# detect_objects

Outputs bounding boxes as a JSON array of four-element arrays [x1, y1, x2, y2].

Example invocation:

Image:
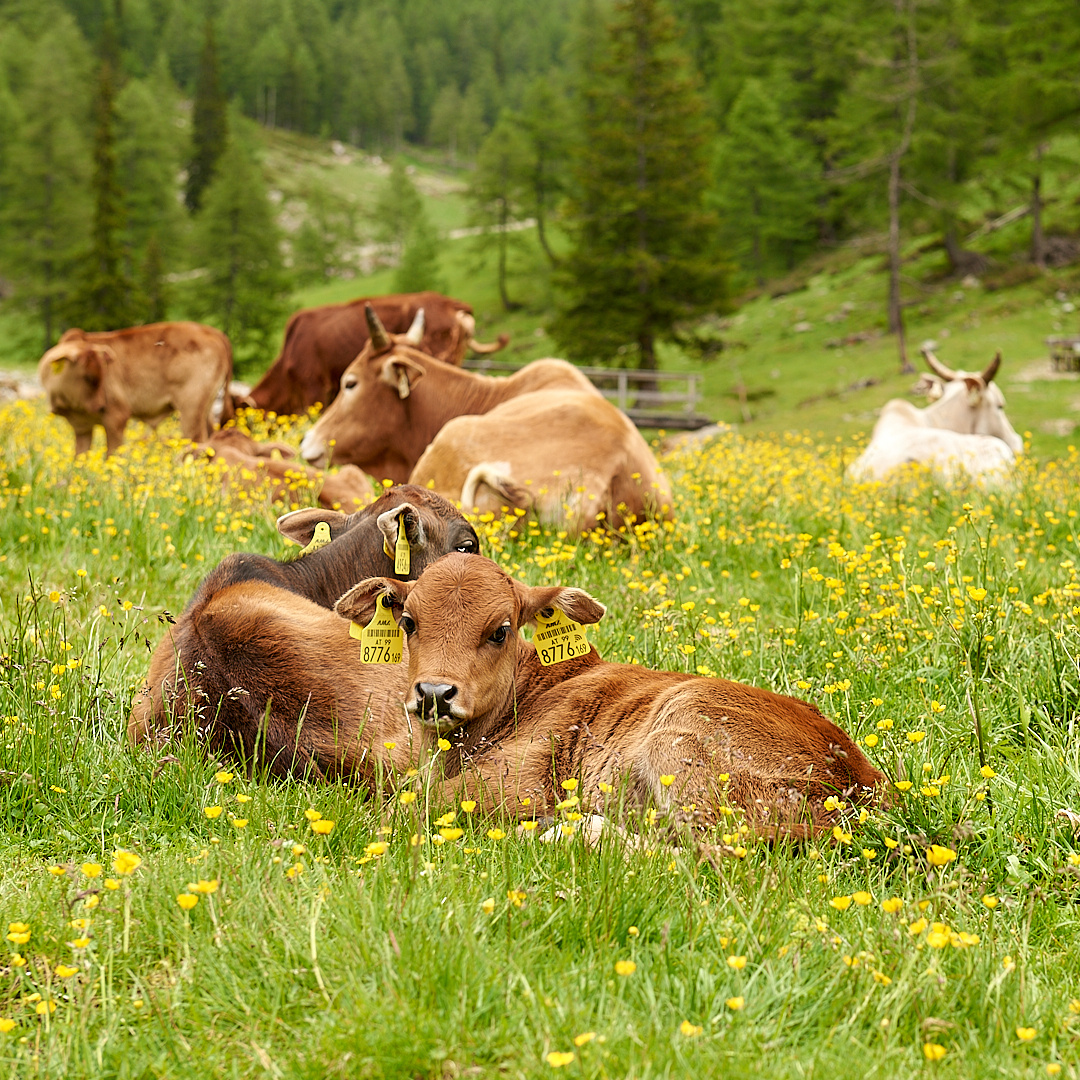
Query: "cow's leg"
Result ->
[[72, 422, 95, 457], [102, 408, 130, 456]]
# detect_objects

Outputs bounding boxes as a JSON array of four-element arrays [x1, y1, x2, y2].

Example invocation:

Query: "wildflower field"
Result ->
[[0, 397, 1079, 1079]]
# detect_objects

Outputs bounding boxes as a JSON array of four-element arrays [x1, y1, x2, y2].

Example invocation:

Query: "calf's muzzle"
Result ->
[[415, 682, 457, 721]]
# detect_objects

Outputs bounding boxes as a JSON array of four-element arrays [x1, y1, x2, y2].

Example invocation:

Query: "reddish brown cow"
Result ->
[[128, 487, 480, 776], [299, 306, 598, 481], [335, 555, 885, 835], [249, 292, 509, 415], [39, 322, 232, 456]]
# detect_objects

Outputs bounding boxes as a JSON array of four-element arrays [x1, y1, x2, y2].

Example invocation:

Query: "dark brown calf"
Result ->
[[336, 555, 885, 836], [128, 486, 479, 761]]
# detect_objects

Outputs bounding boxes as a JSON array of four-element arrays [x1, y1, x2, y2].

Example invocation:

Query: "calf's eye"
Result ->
[[488, 625, 508, 645], [400, 614, 417, 635], [456, 538, 477, 553]]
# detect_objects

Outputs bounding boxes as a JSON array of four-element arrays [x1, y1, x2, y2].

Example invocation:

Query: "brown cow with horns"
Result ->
[[249, 292, 509, 416]]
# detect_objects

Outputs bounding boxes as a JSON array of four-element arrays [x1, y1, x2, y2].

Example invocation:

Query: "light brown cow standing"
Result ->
[[299, 306, 599, 481], [409, 388, 674, 530], [335, 554, 885, 837], [38, 322, 232, 456]]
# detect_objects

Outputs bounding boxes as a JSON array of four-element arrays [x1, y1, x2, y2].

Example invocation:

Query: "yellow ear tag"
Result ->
[[298, 521, 332, 556], [351, 596, 403, 664], [50, 358, 65, 375], [533, 609, 589, 666], [394, 527, 410, 575]]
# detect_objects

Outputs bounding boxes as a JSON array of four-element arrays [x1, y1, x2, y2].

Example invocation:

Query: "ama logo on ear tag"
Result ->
[[351, 595, 403, 665]]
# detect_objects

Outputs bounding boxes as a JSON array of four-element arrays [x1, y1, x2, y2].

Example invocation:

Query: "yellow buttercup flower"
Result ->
[[81, 863, 103, 878], [615, 960, 636, 976], [679, 1020, 703, 1037], [573, 1032, 596, 1046], [726, 996, 745, 1011], [1016, 1027, 1037, 1042], [923, 1043, 947, 1062], [177, 894, 198, 910], [926, 845, 957, 868], [829, 896, 852, 911], [204, 806, 224, 819], [727, 954, 747, 969], [54, 964, 78, 978], [545, 1052, 575, 1068], [112, 850, 141, 876], [311, 819, 335, 835], [304, 808, 322, 822]]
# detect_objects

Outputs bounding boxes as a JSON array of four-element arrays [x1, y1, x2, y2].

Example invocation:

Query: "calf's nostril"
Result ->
[[416, 682, 458, 717]]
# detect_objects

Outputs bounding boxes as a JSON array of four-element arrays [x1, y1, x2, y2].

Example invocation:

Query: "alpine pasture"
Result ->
[[0, 396, 1078, 1078]]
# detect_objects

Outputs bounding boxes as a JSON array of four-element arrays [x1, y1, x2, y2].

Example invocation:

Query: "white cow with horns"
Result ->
[[848, 349, 1023, 484]]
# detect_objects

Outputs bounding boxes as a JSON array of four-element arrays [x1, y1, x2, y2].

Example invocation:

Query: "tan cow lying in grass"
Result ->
[[39, 322, 232, 456], [334, 554, 884, 836], [299, 305, 598, 481], [409, 388, 674, 530], [128, 486, 480, 776], [848, 350, 1023, 483]]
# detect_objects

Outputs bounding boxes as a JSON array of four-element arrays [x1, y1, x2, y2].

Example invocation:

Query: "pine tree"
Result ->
[[713, 78, 821, 286], [552, 0, 726, 369], [394, 215, 445, 294], [0, 18, 93, 346], [189, 131, 292, 369], [468, 117, 530, 310], [185, 19, 228, 213]]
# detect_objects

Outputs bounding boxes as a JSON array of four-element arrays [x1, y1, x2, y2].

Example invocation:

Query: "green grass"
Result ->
[[0, 394, 1079, 1076]]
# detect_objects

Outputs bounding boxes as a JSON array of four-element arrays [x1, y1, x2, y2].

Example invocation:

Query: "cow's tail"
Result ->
[[461, 462, 532, 512]]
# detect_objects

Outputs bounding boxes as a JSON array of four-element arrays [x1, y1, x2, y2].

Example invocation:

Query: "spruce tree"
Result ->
[[0, 19, 93, 347], [713, 78, 821, 286], [189, 131, 292, 369], [468, 117, 530, 310], [552, 0, 726, 369], [185, 19, 228, 213]]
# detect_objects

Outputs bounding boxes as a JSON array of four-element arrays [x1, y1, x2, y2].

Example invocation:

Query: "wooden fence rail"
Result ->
[[463, 359, 713, 430]]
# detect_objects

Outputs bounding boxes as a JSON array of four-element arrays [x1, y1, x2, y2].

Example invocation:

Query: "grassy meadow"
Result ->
[[0, 389, 1078, 1077]]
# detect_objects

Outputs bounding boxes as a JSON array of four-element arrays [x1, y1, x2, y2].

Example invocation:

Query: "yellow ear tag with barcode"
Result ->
[[533, 608, 589, 666], [394, 527, 410, 574], [298, 521, 332, 556], [350, 596, 403, 664]]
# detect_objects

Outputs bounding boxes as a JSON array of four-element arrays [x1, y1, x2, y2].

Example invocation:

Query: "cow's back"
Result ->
[[249, 293, 474, 415]]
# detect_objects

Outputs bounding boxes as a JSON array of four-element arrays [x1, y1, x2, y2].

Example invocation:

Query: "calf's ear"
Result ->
[[514, 582, 606, 628], [379, 355, 426, 399], [335, 577, 412, 625], [276, 507, 351, 547]]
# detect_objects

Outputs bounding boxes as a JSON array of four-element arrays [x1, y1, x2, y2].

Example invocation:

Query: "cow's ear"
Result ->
[[963, 376, 985, 400], [514, 581, 606, 628], [335, 576, 412, 625], [276, 507, 351, 547], [379, 354, 426, 399]]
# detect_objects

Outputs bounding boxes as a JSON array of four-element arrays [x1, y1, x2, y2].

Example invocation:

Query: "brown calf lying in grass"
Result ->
[[128, 486, 479, 774], [335, 554, 885, 836]]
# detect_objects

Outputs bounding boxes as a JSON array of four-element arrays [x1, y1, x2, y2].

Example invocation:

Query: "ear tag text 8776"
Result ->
[[298, 521, 332, 556], [533, 609, 589, 667], [350, 596, 403, 665]]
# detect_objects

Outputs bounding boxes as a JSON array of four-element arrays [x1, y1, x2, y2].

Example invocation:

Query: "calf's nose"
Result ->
[[416, 682, 457, 719]]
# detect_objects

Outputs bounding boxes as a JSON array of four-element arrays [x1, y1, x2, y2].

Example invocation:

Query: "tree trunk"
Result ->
[[887, 151, 912, 373], [1031, 153, 1045, 269]]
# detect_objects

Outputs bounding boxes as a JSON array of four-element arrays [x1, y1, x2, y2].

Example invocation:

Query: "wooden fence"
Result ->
[[463, 360, 713, 430]]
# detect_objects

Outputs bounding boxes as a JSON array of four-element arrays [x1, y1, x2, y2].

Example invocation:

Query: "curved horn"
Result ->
[[922, 347, 959, 381], [404, 308, 425, 345], [981, 350, 1001, 385], [365, 304, 390, 352], [468, 333, 510, 355]]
